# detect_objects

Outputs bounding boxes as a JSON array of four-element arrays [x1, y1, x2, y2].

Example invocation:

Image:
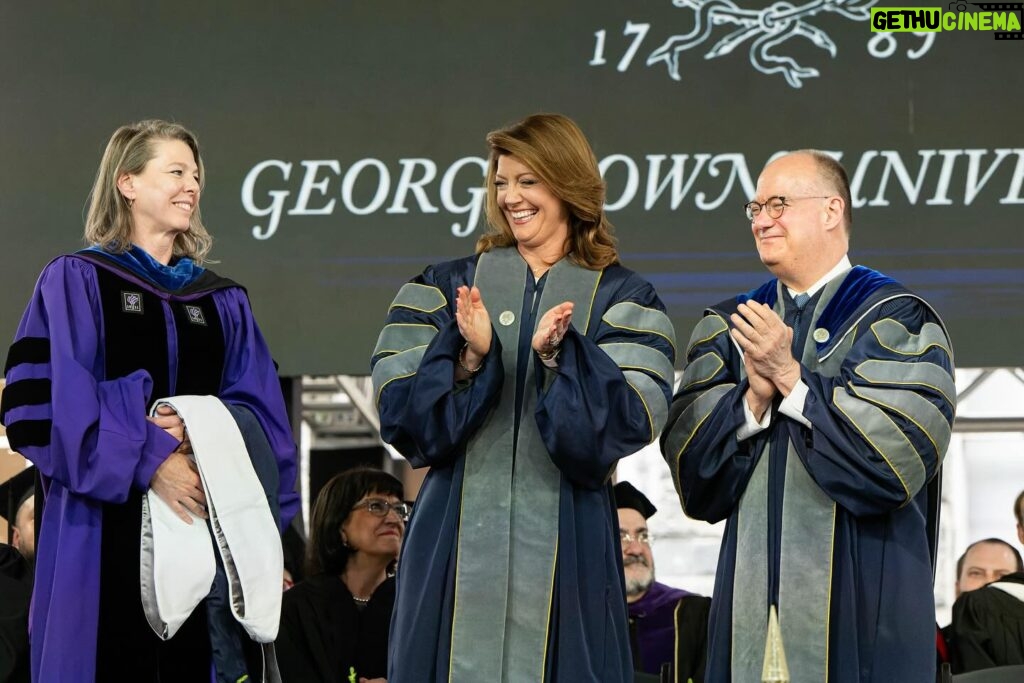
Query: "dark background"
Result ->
[[2, 1, 1020, 374]]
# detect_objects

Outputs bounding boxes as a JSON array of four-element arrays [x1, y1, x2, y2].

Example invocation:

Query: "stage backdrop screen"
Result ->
[[2, 1, 1021, 374]]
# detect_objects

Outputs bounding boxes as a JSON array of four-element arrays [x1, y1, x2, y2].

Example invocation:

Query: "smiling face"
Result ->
[[751, 153, 845, 292], [119, 138, 200, 242], [494, 154, 570, 256], [341, 491, 406, 563]]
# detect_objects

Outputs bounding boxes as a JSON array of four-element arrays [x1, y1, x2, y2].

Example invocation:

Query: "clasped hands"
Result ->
[[729, 301, 802, 421], [455, 285, 573, 378], [148, 404, 207, 525]]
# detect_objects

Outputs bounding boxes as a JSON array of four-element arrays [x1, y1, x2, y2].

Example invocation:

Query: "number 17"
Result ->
[[590, 22, 652, 72]]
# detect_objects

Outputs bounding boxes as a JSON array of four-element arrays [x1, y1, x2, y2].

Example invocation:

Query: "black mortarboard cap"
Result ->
[[613, 481, 657, 519], [0, 466, 35, 542]]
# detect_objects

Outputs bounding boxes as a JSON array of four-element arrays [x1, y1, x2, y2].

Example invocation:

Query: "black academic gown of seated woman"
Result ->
[[276, 573, 396, 683]]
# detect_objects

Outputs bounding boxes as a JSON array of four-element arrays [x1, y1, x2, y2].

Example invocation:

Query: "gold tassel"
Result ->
[[761, 604, 790, 683]]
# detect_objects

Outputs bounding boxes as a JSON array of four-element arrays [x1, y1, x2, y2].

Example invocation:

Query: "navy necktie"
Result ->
[[786, 292, 813, 358]]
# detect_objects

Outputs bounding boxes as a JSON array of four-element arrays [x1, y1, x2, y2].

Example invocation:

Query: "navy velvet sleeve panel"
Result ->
[[0, 257, 179, 502], [536, 269, 676, 490], [371, 258, 505, 469], [796, 296, 955, 516], [214, 287, 299, 531], [661, 311, 765, 523]]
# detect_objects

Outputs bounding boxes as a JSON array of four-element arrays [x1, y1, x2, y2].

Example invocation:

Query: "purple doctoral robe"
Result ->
[[629, 581, 709, 683], [0, 252, 297, 682]]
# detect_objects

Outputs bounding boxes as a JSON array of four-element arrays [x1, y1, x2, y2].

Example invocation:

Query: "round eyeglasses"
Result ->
[[620, 530, 653, 546], [743, 195, 831, 221], [352, 498, 411, 522]]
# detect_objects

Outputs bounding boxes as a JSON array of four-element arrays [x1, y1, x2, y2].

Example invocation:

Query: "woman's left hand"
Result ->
[[532, 301, 574, 357], [148, 404, 192, 454]]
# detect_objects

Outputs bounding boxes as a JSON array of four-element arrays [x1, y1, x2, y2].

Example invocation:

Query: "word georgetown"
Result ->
[[241, 148, 1024, 240]]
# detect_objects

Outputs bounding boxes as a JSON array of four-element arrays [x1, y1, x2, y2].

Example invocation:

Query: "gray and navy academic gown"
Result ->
[[371, 247, 676, 682], [0, 248, 298, 683], [662, 266, 956, 683]]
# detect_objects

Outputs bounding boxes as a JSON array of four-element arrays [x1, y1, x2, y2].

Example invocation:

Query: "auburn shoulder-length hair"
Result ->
[[477, 113, 618, 270], [84, 119, 213, 264]]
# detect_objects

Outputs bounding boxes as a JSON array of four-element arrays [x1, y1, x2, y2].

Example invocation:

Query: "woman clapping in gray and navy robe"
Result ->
[[372, 113, 676, 683]]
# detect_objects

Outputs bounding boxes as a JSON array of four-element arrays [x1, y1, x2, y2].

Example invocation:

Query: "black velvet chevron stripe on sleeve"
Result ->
[[2, 336, 53, 448], [4, 337, 50, 374], [2, 419, 52, 449], [0, 378, 52, 413]]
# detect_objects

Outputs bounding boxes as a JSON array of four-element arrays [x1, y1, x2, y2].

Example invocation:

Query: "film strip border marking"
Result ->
[[970, 2, 1023, 40]]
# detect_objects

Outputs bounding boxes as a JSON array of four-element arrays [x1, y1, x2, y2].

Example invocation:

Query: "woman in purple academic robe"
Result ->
[[0, 120, 297, 683]]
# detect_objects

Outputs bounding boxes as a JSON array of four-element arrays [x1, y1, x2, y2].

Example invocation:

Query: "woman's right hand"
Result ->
[[455, 285, 492, 364], [150, 451, 207, 524], [532, 301, 573, 357]]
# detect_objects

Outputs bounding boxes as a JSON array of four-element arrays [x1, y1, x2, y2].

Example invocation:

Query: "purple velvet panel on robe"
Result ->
[[630, 581, 694, 676]]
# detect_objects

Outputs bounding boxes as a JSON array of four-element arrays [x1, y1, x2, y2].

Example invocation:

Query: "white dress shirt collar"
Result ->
[[786, 255, 852, 300]]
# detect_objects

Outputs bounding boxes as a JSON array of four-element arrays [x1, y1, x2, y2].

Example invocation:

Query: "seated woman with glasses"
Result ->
[[275, 467, 408, 683]]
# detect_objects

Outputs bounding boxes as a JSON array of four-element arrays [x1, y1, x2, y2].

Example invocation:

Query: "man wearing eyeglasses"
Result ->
[[662, 150, 956, 683], [614, 481, 709, 683]]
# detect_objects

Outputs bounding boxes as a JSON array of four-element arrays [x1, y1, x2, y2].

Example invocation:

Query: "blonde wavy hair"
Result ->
[[477, 113, 618, 270], [84, 119, 213, 264]]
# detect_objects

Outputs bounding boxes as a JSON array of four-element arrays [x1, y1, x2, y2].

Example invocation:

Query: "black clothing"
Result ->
[[276, 574, 396, 683], [0, 545, 31, 683], [950, 572, 1024, 674]]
